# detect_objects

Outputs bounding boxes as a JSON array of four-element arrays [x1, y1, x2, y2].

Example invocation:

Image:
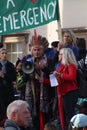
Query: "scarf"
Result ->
[[0, 61, 7, 74]]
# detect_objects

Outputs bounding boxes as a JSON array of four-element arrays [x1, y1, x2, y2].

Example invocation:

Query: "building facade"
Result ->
[[1, 0, 87, 64]]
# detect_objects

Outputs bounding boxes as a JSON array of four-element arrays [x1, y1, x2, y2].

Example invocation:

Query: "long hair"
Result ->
[[60, 48, 78, 68], [63, 30, 76, 45]]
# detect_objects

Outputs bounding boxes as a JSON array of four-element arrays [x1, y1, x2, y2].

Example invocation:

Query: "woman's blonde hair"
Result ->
[[60, 48, 78, 68]]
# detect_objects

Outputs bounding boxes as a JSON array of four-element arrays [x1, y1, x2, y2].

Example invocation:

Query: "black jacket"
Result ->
[[4, 119, 21, 130], [4, 119, 29, 130], [0, 61, 16, 124]]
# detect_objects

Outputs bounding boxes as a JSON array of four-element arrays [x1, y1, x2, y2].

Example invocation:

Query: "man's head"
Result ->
[[44, 122, 57, 130], [70, 114, 87, 130], [0, 48, 7, 61], [15, 58, 22, 72], [63, 30, 74, 45], [6, 100, 31, 127], [51, 41, 59, 51]]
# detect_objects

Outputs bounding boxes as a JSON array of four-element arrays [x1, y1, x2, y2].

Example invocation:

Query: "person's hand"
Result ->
[[53, 71, 61, 77], [0, 71, 4, 78], [58, 42, 63, 51], [35, 63, 44, 70], [35, 74, 43, 83]]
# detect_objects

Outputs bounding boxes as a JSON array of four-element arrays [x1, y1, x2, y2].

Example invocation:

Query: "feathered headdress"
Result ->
[[30, 29, 49, 49], [33, 29, 38, 45], [30, 29, 38, 46]]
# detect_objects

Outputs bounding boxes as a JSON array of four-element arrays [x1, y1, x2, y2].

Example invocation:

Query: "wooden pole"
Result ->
[[57, 21, 62, 42], [57, 0, 62, 42]]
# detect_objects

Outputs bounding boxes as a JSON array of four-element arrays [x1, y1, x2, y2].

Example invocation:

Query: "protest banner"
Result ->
[[0, 0, 59, 35]]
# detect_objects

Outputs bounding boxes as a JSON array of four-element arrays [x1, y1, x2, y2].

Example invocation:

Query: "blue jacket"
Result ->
[[63, 44, 79, 60]]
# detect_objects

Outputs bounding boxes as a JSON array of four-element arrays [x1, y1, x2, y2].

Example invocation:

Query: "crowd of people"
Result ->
[[0, 30, 87, 130]]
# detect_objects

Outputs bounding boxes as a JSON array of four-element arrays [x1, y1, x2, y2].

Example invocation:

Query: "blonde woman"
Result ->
[[53, 48, 79, 129]]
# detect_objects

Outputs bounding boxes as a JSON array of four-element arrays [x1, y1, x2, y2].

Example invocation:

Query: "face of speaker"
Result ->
[[22, 61, 34, 74]]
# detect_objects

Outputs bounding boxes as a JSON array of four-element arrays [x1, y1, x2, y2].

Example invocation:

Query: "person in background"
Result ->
[[58, 30, 79, 60], [51, 41, 61, 70], [0, 48, 16, 126], [44, 122, 58, 130], [76, 38, 87, 61], [4, 100, 31, 130], [53, 48, 79, 129], [69, 114, 87, 130], [15, 58, 26, 100], [41, 37, 54, 60], [51, 41, 59, 53], [76, 38, 87, 80], [76, 101, 87, 115]]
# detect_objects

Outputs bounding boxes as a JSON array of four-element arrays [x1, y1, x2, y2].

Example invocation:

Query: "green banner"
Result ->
[[0, 0, 59, 35]]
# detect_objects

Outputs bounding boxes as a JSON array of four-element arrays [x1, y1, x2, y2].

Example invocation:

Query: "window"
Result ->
[[6, 42, 23, 64], [2, 33, 29, 64]]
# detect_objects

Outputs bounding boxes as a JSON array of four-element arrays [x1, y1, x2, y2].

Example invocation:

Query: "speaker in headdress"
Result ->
[[22, 29, 40, 75]]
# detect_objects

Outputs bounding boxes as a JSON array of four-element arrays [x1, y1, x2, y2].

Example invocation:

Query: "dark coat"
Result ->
[[4, 119, 29, 130], [4, 119, 21, 130], [0, 61, 16, 123]]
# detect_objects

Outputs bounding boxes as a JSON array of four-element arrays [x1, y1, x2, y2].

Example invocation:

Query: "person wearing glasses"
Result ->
[[53, 48, 79, 129]]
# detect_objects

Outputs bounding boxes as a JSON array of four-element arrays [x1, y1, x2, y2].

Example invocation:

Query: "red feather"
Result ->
[[34, 29, 38, 45], [31, 0, 36, 3]]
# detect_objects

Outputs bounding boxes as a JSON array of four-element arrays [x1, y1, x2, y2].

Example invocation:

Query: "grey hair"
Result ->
[[60, 48, 78, 68], [0, 48, 7, 52], [6, 100, 29, 118]]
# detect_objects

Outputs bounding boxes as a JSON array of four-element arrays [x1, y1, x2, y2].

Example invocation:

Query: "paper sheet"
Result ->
[[49, 74, 58, 87]]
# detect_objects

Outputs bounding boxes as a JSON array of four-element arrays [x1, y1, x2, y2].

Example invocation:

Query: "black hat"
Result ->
[[51, 41, 59, 48]]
